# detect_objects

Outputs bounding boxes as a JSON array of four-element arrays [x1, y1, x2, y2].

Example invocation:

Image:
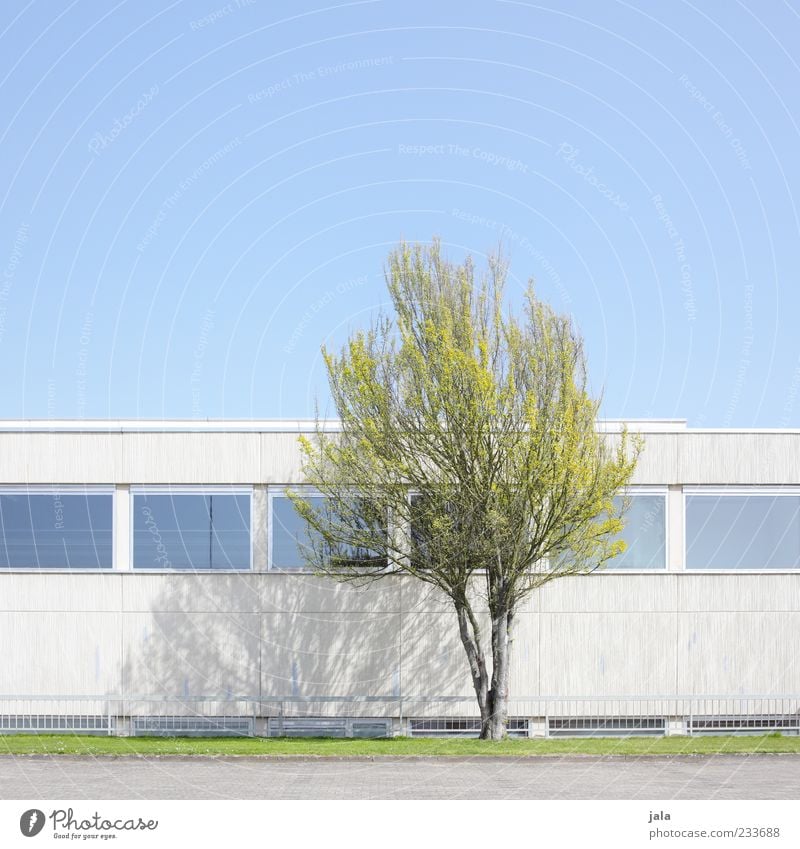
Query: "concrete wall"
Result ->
[[0, 424, 798, 713], [1, 571, 799, 710], [2, 426, 800, 485]]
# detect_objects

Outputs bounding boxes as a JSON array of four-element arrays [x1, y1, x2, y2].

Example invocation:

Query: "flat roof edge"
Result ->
[[0, 418, 743, 435], [0, 419, 798, 434], [3, 419, 800, 434]]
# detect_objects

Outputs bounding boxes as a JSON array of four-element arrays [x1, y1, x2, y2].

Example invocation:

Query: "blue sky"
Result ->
[[1, 0, 798, 425]]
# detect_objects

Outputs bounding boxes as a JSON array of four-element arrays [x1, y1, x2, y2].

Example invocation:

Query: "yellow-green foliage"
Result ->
[[292, 238, 641, 609]]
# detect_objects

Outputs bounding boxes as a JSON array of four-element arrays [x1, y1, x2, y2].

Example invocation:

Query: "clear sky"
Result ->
[[1, 0, 798, 425]]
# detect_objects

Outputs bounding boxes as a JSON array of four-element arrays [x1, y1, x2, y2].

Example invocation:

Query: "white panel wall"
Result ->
[[258, 573, 402, 613], [121, 573, 261, 614], [539, 573, 678, 613], [0, 573, 123, 611], [539, 612, 677, 697], [122, 611, 261, 697], [260, 611, 401, 700], [400, 611, 483, 698], [0, 612, 122, 695], [0, 433, 123, 482], [0, 573, 797, 705], [676, 574, 800, 612], [121, 432, 261, 483], [629, 433, 681, 484], [260, 432, 306, 482], [3, 427, 800, 485], [676, 433, 800, 484], [0, 425, 799, 712], [677, 613, 800, 695]]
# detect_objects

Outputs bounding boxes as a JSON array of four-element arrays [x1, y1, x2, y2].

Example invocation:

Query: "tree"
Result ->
[[290, 239, 641, 740]]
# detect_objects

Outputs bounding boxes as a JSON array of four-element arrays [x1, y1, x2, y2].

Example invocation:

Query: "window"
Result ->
[[408, 492, 465, 570], [686, 490, 800, 570], [132, 489, 251, 570], [269, 490, 385, 571], [408, 490, 667, 572], [0, 488, 113, 569], [603, 492, 667, 570], [271, 492, 318, 570]]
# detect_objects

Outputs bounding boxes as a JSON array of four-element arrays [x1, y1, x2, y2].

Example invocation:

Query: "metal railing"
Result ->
[[0, 695, 798, 738]]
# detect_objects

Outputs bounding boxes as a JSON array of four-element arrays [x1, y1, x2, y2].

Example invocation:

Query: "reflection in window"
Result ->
[[133, 491, 250, 570], [270, 493, 385, 570], [0, 490, 113, 569], [408, 492, 465, 571], [410, 492, 667, 572], [686, 494, 800, 570], [604, 494, 667, 570]]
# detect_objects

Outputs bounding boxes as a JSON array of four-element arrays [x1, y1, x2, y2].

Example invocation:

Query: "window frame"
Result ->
[[683, 485, 800, 573], [0, 484, 115, 572], [130, 485, 253, 572]]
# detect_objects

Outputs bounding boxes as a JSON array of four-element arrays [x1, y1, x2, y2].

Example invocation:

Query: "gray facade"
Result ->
[[0, 420, 798, 732]]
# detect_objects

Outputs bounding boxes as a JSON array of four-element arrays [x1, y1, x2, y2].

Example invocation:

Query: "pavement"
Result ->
[[0, 754, 798, 799]]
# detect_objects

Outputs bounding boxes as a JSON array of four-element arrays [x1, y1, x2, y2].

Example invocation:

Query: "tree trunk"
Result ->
[[455, 602, 491, 730], [455, 601, 514, 741], [482, 608, 512, 741]]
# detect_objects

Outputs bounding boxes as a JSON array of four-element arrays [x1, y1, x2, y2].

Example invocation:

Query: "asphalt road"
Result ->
[[0, 755, 798, 799]]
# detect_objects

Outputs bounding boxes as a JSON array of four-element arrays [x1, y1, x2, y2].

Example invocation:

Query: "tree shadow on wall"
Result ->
[[118, 570, 473, 725]]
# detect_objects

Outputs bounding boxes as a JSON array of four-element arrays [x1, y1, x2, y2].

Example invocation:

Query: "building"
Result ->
[[0, 418, 798, 738]]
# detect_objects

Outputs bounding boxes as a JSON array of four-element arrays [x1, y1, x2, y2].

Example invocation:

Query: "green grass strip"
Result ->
[[0, 733, 799, 757]]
